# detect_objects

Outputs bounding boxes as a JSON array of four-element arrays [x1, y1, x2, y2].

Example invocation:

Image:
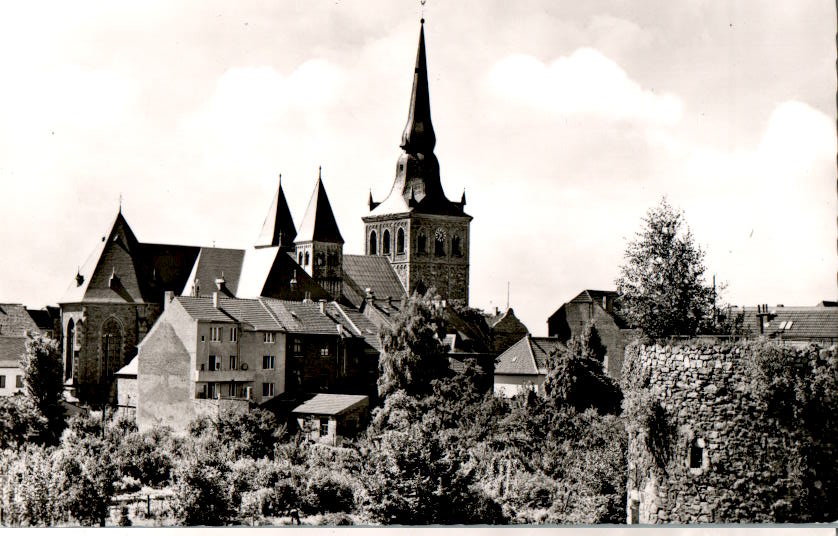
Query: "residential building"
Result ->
[[134, 292, 380, 433], [293, 393, 370, 446], [0, 304, 61, 397], [547, 290, 636, 379], [734, 302, 838, 344], [494, 335, 566, 398]]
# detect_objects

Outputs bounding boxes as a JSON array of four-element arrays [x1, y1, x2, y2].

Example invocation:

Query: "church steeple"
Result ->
[[400, 20, 436, 154], [255, 174, 297, 249]]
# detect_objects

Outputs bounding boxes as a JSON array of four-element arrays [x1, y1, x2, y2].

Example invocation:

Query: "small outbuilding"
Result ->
[[493, 335, 566, 398], [292, 393, 369, 446]]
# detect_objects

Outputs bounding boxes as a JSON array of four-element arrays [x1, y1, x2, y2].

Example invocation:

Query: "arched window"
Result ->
[[397, 228, 405, 254], [101, 318, 123, 379], [382, 230, 391, 255], [417, 233, 427, 255], [451, 235, 462, 257], [434, 231, 445, 257], [304, 252, 310, 266], [65, 320, 75, 380], [369, 230, 377, 255], [298, 252, 303, 265]]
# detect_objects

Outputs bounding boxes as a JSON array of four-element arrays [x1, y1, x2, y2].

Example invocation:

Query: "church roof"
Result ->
[[237, 247, 331, 302], [400, 21, 435, 154], [255, 175, 297, 249], [295, 173, 344, 244], [341, 255, 406, 309], [60, 211, 202, 305], [180, 247, 246, 297]]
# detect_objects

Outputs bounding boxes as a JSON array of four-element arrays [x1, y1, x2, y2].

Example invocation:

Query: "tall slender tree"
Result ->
[[615, 198, 715, 339], [21, 332, 66, 444]]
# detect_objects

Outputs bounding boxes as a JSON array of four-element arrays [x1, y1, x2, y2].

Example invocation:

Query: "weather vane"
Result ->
[[420, 0, 426, 22]]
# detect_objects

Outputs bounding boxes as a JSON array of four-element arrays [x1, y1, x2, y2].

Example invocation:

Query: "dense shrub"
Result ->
[[171, 439, 233, 526]]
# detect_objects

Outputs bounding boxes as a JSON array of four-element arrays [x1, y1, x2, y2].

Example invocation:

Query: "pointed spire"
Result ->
[[255, 173, 297, 249], [400, 20, 436, 153], [295, 170, 344, 244]]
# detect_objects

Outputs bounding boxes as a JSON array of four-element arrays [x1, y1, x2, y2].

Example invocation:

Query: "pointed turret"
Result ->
[[400, 20, 436, 154], [255, 174, 297, 249], [295, 168, 344, 244]]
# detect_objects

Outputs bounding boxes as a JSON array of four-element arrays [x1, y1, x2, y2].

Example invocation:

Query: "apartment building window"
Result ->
[[293, 338, 302, 354], [208, 355, 220, 371], [229, 355, 238, 370], [210, 327, 222, 342], [262, 355, 275, 369], [320, 346, 330, 357], [319, 417, 329, 436], [0, 376, 5, 388], [16, 376, 23, 388], [262, 382, 274, 397], [230, 327, 238, 342], [207, 383, 218, 399], [264, 332, 275, 344]]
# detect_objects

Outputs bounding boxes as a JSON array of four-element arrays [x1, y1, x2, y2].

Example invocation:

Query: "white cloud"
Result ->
[[487, 48, 682, 126]]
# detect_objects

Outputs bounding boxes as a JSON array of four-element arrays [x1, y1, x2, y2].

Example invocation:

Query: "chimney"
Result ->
[[164, 291, 174, 309], [319, 299, 326, 315], [494, 306, 499, 316], [215, 273, 226, 292], [365, 288, 375, 305], [213, 291, 219, 309]]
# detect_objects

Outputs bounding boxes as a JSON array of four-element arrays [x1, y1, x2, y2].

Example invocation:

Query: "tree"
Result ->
[[615, 198, 715, 338], [20, 332, 66, 443], [377, 290, 450, 398]]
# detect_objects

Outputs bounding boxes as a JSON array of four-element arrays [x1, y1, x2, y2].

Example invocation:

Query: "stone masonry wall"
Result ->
[[625, 341, 835, 523]]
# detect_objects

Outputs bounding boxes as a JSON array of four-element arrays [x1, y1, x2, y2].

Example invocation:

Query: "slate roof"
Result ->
[[738, 306, 838, 341], [0, 336, 26, 368], [261, 299, 345, 336], [341, 254, 406, 309], [180, 247, 246, 297], [60, 211, 201, 304], [548, 289, 628, 329], [292, 393, 369, 416], [295, 177, 344, 244], [495, 335, 566, 376], [255, 177, 297, 249], [0, 304, 40, 336]]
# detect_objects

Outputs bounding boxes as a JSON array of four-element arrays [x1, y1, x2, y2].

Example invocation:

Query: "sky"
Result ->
[[0, 1, 835, 335]]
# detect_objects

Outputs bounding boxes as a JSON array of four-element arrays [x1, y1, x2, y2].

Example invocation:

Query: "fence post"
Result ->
[[147, 496, 151, 517]]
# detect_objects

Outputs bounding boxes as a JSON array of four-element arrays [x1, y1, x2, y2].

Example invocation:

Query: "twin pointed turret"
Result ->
[[295, 167, 344, 245], [255, 174, 297, 249]]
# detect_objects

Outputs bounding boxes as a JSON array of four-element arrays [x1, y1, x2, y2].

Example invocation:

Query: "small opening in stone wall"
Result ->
[[689, 440, 704, 469]]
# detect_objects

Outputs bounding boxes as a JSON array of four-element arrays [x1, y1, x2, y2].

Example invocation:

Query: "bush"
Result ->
[[171, 440, 233, 526]]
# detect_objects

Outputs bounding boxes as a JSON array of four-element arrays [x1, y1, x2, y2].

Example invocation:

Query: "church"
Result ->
[[58, 21, 477, 406]]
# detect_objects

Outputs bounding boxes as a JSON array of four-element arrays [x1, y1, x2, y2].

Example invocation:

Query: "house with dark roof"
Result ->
[[493, 335, 566, 398], [547, 290, 636, 379], [134, 292, 380, 433], [733, 302, 838, 344], [0, 304, 61, 397]]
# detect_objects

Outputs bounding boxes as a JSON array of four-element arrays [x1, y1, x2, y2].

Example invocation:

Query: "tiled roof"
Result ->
[[175, 296, 280, 331], [738, 306, 838, 341], [0, 304, 40, 336], [570, 289, 619, 304], [261, 299, 343, 335], [236, 247, 330, 302], [295, 177, 344, 244], [0, 336, 26, 368], [341, 254, 406, 309], [331, 303, 383, 351], [292, 393, 369, 416], [495, 335, 565, 376], [180, 247, 245, 297], [255, 178, 297, 249], [26, 308, 59, 332]]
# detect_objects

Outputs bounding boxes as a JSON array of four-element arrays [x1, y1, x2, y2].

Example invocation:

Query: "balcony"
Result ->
[[196, 368, 256, 383]]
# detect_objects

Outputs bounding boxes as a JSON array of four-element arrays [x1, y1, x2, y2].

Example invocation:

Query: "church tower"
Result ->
[[255, 174, 297, 250], [294, 169, 344, 299], [363, 21, 472, 304]]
